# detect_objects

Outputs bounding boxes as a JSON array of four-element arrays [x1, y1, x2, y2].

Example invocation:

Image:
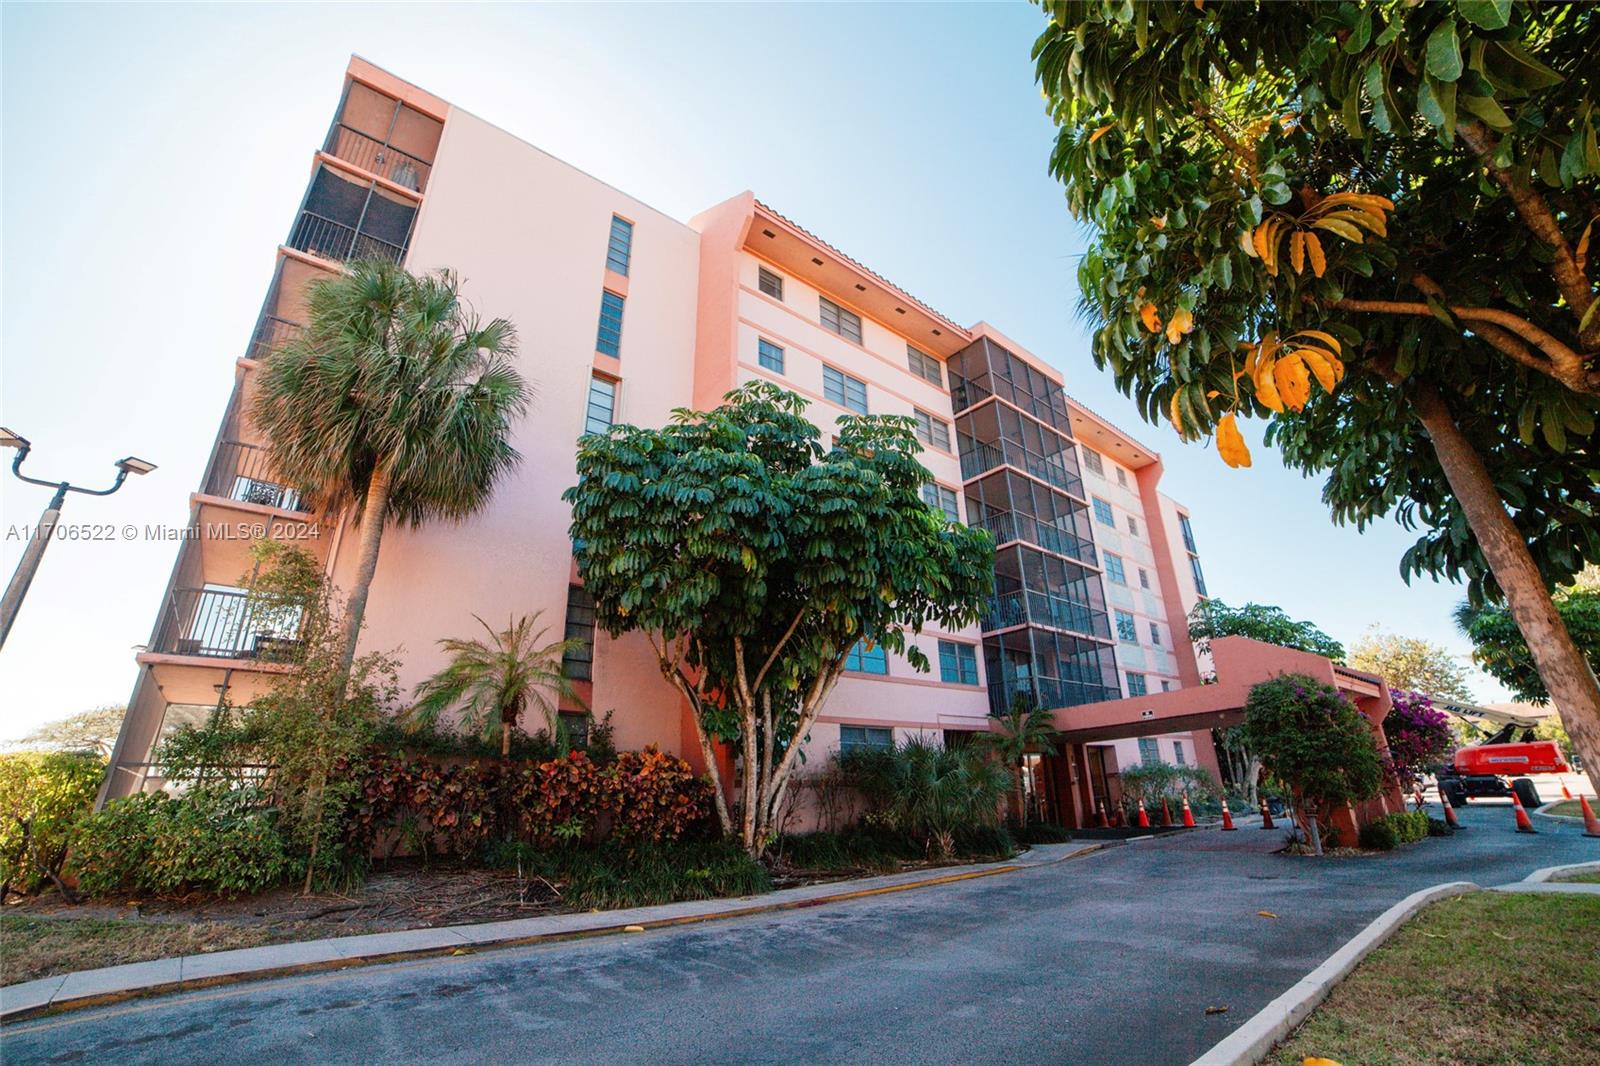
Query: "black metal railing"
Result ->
[[985, 674, 1122, 716], [959, 437, 1082, 498], [971, 511, 1095, 565], [289, 211, 406, 265], [204, 442, 306, 513], [151, 587, 304, 661], [245, 314, 303, 361], [981, 589, 1110, 640], [323, 123, 432, 192]]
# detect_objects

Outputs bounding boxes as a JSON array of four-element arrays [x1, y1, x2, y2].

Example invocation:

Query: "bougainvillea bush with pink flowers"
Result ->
[[1383, 690, 1455, 790]]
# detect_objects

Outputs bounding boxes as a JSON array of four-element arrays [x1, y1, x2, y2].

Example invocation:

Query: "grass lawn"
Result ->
[[0, 912, 316, 986], [1540, 798, 1596, 818], [1557, 871, 1600, 884], [1270, 892, 1600, 1066]]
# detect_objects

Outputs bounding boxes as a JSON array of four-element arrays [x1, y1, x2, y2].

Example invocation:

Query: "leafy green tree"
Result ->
[[1457, 576, 1600, 704], [1242, 673, 1385, 855], [978, 698, 1061, 824], [252, 260, 529, 676], [14, 705, 125, 759], [405, 614, 584, 758], [564, 383, 994, 853], [0, 751, 103, 898], [1349, 626, 1474, 700], [1188, 599, 1346, 660], [1034, 0, 1600, 776]]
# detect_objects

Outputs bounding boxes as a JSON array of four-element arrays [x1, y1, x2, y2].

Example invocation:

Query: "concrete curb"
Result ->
[[1522, 859, 1600, 883], [1187, 880, 1479, 1066], [1, 840, 1109, 1024]]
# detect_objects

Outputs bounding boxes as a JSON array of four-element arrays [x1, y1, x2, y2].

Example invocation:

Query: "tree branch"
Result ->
[[1192, 103, 1256, 173], [1457, 120, 1598, 349], [645, 629, 732, 835], [751, 608, 806, 694]]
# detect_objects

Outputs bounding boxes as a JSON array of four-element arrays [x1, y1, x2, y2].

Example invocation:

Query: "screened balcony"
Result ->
[[947, 336, 1074, 431], [288, 165, 417, 265], [203, 442, 306, 513], [150, 586, 304, 662], [956, 400, 1084, 498], [965, 468, 1096, 565], [324, 79, 442, 193], [982, 628, 1121, 715], [982, 544, 1111, 641]]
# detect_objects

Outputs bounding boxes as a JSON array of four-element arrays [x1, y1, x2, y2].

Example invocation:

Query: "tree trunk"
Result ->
[[1410, 384, 1600, 777], [336, 460, 393, 681], [501, 720, 511, 758]]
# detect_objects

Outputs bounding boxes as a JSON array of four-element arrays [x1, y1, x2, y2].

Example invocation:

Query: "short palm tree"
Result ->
[[979, 697, 1061, 824], [251, 260, 529, 676], [406, 613, 584, 756]]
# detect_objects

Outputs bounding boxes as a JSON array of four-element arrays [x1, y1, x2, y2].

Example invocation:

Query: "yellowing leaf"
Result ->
[[1089, 123, 1115, 143], [1289, 231, 1306, 274], [1252, 220, 1274, 263], [1140, 303, 1163, 333], [1304, 231, 1327, 277], [1258, 910, 1280, 919], [1300, 348, 1339, 393], [1303, 1059, 1343, 1066], [1274, 354, 1313, 411], [1151, 214, 1168, 230], [1216, 413, 1251, 468], [1238, 230, 1259, 258], [1165, 306, 1195, 344], [1168, 392, 1185, 435], [1311, 217, 1364, 243]]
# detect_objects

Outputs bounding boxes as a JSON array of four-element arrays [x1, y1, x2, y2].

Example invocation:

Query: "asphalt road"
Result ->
[[6, 803, 1596, 1066]]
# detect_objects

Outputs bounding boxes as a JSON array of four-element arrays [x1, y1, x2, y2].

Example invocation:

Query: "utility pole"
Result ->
[[1, 428, 156, 650]]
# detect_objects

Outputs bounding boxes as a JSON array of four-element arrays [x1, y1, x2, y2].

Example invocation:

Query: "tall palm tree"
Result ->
[[251, 260, 529, 676], [979, 697, 1061, 825], [405, 613, 584, 756]]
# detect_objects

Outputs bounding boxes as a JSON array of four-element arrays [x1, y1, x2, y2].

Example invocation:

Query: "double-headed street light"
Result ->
[[0, 427, 157, 651]]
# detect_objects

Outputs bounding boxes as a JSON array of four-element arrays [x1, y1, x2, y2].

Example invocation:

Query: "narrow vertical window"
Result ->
[[1116, 467, 1128, 487], [757, 337, 785, 374], [1127, 515, 1139, 536], [562, 585, 596, 681], [596, 291, 625, 356], [606, 215, 633, 275], [1149, 622, 1161, 646], [758, 266, 784, 300], [585, 376, 616, 435]]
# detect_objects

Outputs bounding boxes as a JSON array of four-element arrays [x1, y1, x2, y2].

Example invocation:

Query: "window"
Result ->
[[562, 585, 596, 681], [943, 729, 975, 749], [584, 376, 616, 435], [1138, 568, 1150, 590], [1173, 741, 1187, 767], [819, 296, 863, 344], [914, 409, 951, 451], [605, 215, 633, 275], [1149, 622, 1162, 646], [1190, 555, 1208, 597], [1138, 737, 1159, 765], [1127, 515, 1139, 536], [757, 337, 785, 374], [1179, 513, 1198, 553], [1082, 449, 1104, 476], [1116, 467, 1128, 487], [1105, 553, 1126, 585], [938, 640, 979, 685], [823, 364, 868, 414], [1161, 680, 1174, 692], [1127, 672, 1147, 696], [907, 345, 942, 386], [1092, 497, 1115, 526], [558, 711, 590, 750], [596, 290, 625, 356], [1115, 610, 1137, 641], [845, 639, 888, 675], [758, 266, 784, 300], [840, 725, 893, 754], [922, 482, 960, 522]]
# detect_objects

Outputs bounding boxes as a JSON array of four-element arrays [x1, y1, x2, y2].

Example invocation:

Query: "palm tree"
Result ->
[[405, 613, 584, 756], [979, 697, 1060, 825], [251, 260, 529, 677]]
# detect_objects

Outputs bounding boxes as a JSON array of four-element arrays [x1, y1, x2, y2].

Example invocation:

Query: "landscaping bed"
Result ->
[[1268, 892, 1600, 1066]]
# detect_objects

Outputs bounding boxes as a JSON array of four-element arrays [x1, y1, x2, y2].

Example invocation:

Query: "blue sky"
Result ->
[[0, 2, 1503, 737]]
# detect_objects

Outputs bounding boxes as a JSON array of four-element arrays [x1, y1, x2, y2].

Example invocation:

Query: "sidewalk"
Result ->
[[1, 841, 1102, 1023]]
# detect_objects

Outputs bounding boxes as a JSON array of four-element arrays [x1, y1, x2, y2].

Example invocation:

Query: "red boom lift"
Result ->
[[1432, 702, 1568, 811]]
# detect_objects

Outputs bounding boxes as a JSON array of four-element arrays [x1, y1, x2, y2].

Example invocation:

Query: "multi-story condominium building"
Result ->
[[100, 58, 1216, 827]]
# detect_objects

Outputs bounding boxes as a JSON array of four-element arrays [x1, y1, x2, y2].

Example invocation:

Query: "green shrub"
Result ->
[[772, 826, 924, 872], [70, 787, 292, 897], [1016, 821, 1073, 844], [0, 752, 104, 896], [485, 839, 770, 910], [1358, 810, 1430, 852], [838, 735, 1011, 857]]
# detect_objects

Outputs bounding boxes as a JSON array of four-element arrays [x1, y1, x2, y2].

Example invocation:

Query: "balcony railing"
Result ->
[[245, 315, 303, 362], [985, 674, 1123, 716], [151, 587, 304, 662], [323, 123, 432, 193], [971, 511, 1095, 565], [289, 211, 406, 265], [981, 589, 1111, 640], [959, 438, 1082, 498], [204, 442, 306, 513]]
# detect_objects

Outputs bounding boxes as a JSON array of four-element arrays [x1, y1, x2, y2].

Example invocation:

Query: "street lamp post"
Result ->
[[0, 427, 156, 651]]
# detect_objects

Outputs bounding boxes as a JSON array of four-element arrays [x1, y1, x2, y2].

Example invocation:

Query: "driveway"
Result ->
[[6, 803, 1595, 1066]]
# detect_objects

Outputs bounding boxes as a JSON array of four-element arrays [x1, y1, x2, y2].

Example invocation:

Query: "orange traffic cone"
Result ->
[[1161, 798, 1173, 826], [1580, 796, 1600, 838], [1562, 783, 1574, 801], [1097, 802, 1110, 829], [1413, 788, 1426, 810], [1259, 798, 1275, 830], [1181, 794, 1196, 828], [1220, 797, 1237, 831], [1137, 798, 1150, 828], [1512, 793, 1537, 834], [1440, 790, 1461, 830]]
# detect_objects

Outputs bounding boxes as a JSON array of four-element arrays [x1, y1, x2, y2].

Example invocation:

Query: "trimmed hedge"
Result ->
[[1358, 810, 1431, 851]]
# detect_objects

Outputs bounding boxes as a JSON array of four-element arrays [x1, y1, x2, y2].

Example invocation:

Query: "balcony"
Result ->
[[969, 509, 1095, 566], [959, 439, 1083, 499], [204, 442, 306, 513], [150, 586, 303, 662], [289, 210, 406, 264], [984, 674, 1123, 717], [982, 589, 1111, 641], [245, 315, 303, 362], [323, 122, 432, 192]]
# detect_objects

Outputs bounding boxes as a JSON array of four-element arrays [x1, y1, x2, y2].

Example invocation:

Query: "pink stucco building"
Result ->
[[101, 58, 1223, 826]]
